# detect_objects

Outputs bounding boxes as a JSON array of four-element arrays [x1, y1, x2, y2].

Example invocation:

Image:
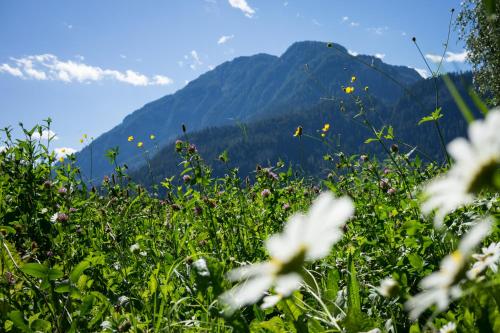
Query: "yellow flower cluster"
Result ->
[[293, 126, 303, 137]]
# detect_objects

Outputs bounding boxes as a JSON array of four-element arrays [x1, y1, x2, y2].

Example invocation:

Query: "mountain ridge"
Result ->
[[76, 40, 422, 182]]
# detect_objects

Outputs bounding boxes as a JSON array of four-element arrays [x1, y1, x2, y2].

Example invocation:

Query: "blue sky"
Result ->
[[0, 0, 468, 155]]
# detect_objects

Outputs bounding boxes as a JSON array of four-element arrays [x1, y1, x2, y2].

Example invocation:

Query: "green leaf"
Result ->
[[70, 260, 91, 283], [30, 319, 51, 332], [408, 253, 424, 270], [8, 311, 32, 332], [47, 268, 63, 280], [347, 255, 361, 315], [20, 263, 48, 279], [418, 116, 434, 125], [364, 137, 377, 144]]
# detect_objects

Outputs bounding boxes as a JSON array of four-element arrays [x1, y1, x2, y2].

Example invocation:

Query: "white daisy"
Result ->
[[421, 109, 500, 227], [220, 192, 354, 314], [377, 277, 400, 298], [439, 322, 457, 333], [192, 258, 211, 277], [405, 218, 492, 320], [467, 242, 500, 280], [129, 243, 140, 253]]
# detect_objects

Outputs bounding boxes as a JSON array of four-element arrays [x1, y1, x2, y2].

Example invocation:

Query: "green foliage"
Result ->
[[0, 107, 498, 332]]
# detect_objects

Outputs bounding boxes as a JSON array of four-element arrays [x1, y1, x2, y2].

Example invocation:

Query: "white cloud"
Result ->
[[401, 31, 407, 36], [312, 19, 322, 26], [208, 65, 215, 70], [348, 49, 359, 56], [31, 130, 59, 141], [120, 54, 127, 59], [75, 54, 85, 61], [0, 63, 23, 77], [425, 51, 468, 64], [152, 75, 174, 85], [54, 147, 77, 159], [412, 67, 430, 79], [228, 0, 255, 18], [444, 51, 468, 62], [350, 22, 360, 27], [374, 53, 386, 59], [188, 50, 203, 70], [342, 16, 349, 22], [283, 1, 288, 6], [425, 54, 443, 63], [0, 54, 173, 86], [217, 34, 234, 44], [367, 26, 388, 35]]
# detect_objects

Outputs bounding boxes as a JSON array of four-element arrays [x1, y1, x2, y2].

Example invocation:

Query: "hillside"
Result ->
[[131, 73, 476, 188], [75, 41, 421, 183]]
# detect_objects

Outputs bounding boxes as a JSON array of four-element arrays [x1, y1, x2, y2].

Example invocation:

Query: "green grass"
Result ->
[[0, 117, 498, 332]]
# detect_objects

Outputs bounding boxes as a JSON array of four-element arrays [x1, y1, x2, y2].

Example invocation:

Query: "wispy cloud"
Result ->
[[0, 54, 173, 86], [412, 67, 430, 79], [350, 22, 360, 27], [0, 64, 23, 77], [217, 34, 234, 45], [425, 51, 468, 63], [188, 50, 203, 70], [367, 26, 389, 35], [348, 49, 359, 56], [228, 0, 255, 18], [342, 16, 349, 22], [54, 147, 77, 159], [31, 130, 59, 141], [312, 19, 322, 26], [374, 53, 386, 60]]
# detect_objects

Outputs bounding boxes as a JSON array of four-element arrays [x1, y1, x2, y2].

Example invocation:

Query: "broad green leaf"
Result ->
[[8, 311, 32, 332], [20, 263, 48, 279], [70, 260, 91, 283]]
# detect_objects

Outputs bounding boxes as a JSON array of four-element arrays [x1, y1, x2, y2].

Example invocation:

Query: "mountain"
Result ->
[[130, 72, 477, 188], [75, 41, 422, 182]]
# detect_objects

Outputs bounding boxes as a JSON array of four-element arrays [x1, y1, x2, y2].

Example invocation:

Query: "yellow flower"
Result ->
[[321, 133, 326, 138], [137, 142, 143, 148], [80, 139, 84, 144], [293, 126, 303, 137], [344, 86, 354, 94], [364, 86, 369, 91], [59, 157, 64, 163], [128, 135, 134, 142], [61, 148, 66, 153], [150, 134, 155, 140], [322, 123, 330, 132], [83, 134, 88, 139], [351, 76, 356, 83]]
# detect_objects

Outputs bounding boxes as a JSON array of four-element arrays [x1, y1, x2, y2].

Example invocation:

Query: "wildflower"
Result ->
[[150, 134, 155, 140], [79, 139, 84, 144], [344, 86, 354, 94], [322, 123, 330, 132], [421, 109, 500, 227], [58, 187, 68, 195], [261, 189, 271, 198], [379, 178, 390, 190], [387, 188, 396, 195], [51, 212, 69, 223], [467, 242, 500, 279], [405, 218, 492, 320], [282, 203, 291, 211], [100, 321, 113, 330], [117, 295, 129, 306], [182, 174, 191, 183], [193, 206, 202, 216], [293, 126, 303, 137], [192, 258, 210, 277], [59, 157, 64, 163], [360, 154, 369, 162], [137, 141, 143, 148], [83, 134, 87, 139], [377, 278, 400, 298], [364, 86, 369, 91], [351, 75, 356, 83], [127, 135, 134, 142], [219, 192, 354, 314], [439, 322, 457, 333], [130, 243, 140, 253], [188, 144, 197, 154], [175, 139, 183, 152]]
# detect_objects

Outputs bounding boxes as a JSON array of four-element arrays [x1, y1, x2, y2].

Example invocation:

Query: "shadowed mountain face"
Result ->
[[130, 73, 476, 189], [75, 41, 421, 182]]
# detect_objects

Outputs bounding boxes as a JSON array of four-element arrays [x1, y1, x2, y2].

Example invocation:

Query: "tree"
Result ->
[[457, 0, 500, 106]]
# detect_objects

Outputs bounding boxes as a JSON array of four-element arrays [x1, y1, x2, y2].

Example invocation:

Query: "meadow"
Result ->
[[0, 82, 499, 333]]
